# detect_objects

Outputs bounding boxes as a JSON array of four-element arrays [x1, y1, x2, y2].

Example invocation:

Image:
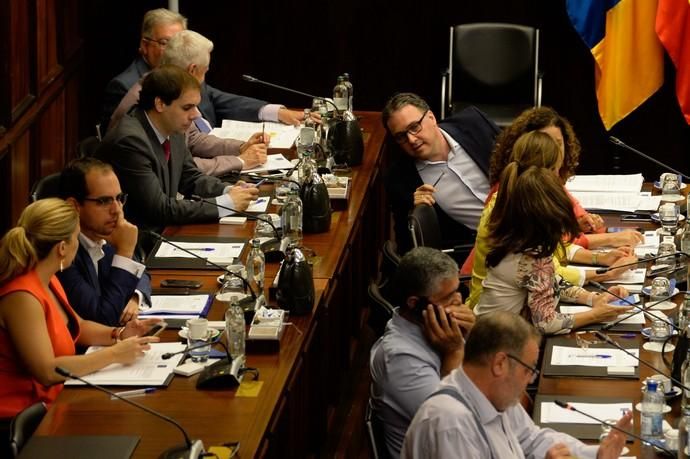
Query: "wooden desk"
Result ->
[[34, 112, 390, 458]]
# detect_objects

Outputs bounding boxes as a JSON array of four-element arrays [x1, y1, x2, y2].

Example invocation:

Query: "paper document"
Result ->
[[559, 306, 645, 325], [246, 196, 270, 213], [540, 401, 632, 424], [243, 153, 293, 173], [565, 174, 644, 193], [550, 345, 639, 367], [568, 191, 642, 212], [601, 268, 646, 284], [142, 294, 211, 315], [214, 120, 299, 148], [154, 241, 244, 265], [65, 342, 185, 386]]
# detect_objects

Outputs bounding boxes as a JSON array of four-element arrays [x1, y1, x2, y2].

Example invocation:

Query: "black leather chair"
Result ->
[[365, 397, 389, 459], [9, 402, 46, 457], [441, 22, 542, 127], [367, 280, 396, 338], [77, 135, 101, 158], [29, 172, 62, 202]]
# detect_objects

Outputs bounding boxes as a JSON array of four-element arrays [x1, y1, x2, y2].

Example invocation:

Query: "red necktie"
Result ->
[[162, 139, 171, 162]]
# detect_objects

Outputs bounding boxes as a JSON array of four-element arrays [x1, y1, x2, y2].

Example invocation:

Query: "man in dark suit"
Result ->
[[382, 93, 500, 254], [57, 158, 151, 326], [100, 8, 306, 134], [96, 65, 258, 234]]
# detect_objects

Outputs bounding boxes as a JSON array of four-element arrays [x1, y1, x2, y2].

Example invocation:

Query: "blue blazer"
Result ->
[[384, 106, 500, 253], [101, 56, 268, 134], [57, 242, 152, 326]]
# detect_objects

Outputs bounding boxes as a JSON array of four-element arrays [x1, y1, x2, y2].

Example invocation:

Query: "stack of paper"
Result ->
[[565, 174, 646, 212], [540, 401, 632, 424], [153, 241, 244, 265], [212, 120, 300, 149], [141, 294, 212, 320]]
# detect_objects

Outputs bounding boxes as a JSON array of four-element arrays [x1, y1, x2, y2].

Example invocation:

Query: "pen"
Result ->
[[255, 178, 268, 187], [180, 247, 215, 252], [572, 354, 612, 358], [255, 198, 266, 204], [262, 122, 265, 143], [432, 170, 446, 188], [110, 388, 156, 399]]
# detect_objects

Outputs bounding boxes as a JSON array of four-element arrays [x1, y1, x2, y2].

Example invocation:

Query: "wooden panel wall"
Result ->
[[0, 0, 83, 234]]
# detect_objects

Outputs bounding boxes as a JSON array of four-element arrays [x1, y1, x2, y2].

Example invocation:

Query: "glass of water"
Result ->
[[661, 172, 681, 196], [650, 318, 670, 342], [659, 203, 680, 234], [649, 276, 671, 303]]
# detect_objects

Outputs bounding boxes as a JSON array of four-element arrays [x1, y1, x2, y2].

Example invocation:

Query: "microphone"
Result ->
[[242, 74, 341, 115], [55, 366, 204, 459], [188, 194, 284, 262], [161, 336, 223, 360], [609, 136, 690, 182], [146, 230, 257, 301], [242, 74, 364, 167], [553, 399, 673, 455], [594, 252, 689, 274]]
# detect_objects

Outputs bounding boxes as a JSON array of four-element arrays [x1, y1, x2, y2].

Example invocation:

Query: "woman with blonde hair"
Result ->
[[0, 198, 159, 424]]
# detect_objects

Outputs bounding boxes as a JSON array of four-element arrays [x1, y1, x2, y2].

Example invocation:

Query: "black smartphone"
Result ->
[[143, 322, 168, 337], [413, 297, 446, 322], [160, 279, 202, 289], [620, 214, 652, 222]]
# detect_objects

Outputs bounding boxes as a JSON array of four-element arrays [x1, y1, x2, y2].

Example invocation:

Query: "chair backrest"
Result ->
[[29, 172, 62, 202], [408, 205, 443, 250], [365, 397, 389, 459], [444, 22, 540, 126], [9, 402, 47, 457], [381, 240, 400, 281], [77, 135, 101, 158], [367, 280, 395, 338]]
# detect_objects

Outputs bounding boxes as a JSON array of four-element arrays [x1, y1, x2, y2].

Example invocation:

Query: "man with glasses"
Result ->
[[402, 311, 632, 459], [369, 247, 475, 458], [57, 158, 151, 327], [382, 93, 500, 253]]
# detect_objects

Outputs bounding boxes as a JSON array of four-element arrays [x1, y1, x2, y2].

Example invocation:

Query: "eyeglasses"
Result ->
[[506, 353, 540, 382], [143, 36, 170, 47], [392, 110, 428, 144], [83, 193, 128, 206]]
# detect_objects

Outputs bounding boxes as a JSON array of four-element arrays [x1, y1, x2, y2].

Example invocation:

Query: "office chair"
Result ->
[[365, 398, 389, 459], [9, 402, 46, 457], [29, 172, 62, 202], [441, 22, 542, 127], [367, 280, 396, 338], [77, 135, 101, 158]]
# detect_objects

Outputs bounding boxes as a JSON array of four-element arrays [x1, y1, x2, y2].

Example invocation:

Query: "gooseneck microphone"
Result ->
[[553, 400, 673, 455], [609, 136, 690, 181], [55, 366, 204, 459], [594, 252, 689, 274], [146, 230, 257, 301], [242, 74, 342, 115], [161, 336, 223, 360], [593, 331, 690, 395]]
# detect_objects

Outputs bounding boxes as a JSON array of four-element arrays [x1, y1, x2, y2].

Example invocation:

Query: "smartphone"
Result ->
[[160, 279, 202, 289], [607, 226, 642, 233], [620, 214, 652, 222], [413, 297, 446, 322], [143, 322, 168, 337]]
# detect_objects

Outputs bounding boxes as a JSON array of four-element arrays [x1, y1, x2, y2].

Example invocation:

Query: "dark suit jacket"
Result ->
[[96, 108, 228, 231], [384, 106, 500, 254], [56, 243, 152, 326], [101, 56, 268, 134]]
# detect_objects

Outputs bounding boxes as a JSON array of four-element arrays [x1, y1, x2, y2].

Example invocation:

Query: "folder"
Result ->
[[17, 435, 139, 459], [146, 235, 246, 270], [542, 336, 640, 379]]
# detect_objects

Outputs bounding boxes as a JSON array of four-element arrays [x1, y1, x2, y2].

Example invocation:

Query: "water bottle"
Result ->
[[641, 379, 664, 442], [342, 73, 353, 112], [281, 189, 303, 247], [246, 238, 265, 291], [225, 296, 246, 360], [297, 126, 315, 160], [303, 108, 316, 130], [682, 348, 690, 412], [680, 295, 690, 332], [679, 409, 690, 458], [333, 76, 349, 113]]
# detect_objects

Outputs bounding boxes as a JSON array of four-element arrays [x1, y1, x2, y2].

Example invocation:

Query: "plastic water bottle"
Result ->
[[246, 238, 265, 291], [641, 379, 664, 442], [681, 348, 690, 411], [225, 296, 245, 360], [680, 295, 690, 332], [281, 189, 303, 247], [333, 76, 348, 113], [679, 409, 690, 458], [342, 73, 353, 112]]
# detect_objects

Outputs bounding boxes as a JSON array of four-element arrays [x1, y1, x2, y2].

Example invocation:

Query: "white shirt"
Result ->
[[416, 129, 488, 230], [402, 367, 599, 459]]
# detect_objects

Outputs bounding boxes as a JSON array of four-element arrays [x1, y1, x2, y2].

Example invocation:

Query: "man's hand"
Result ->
[[277, 108, 322, 126], [119, 297, 140, 325], [597, 410, 633, 459], [545, 443, 573, 459], [423, 304, 465, 354], [239, 134, 268, 170], [228, 182, 259, 211], [413, 184, 436, 207], [105, 212, 138, 259]]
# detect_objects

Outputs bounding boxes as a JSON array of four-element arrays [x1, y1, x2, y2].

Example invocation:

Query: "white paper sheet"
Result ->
[[568, 191, 642, 212], [559, 306, 645, 324], [154, 241, 244, 265], [246, 196, 270, 213], [540, 401, 632, 424], [550, 345, 639, 367], [65, 342, 186, 386], [142, 294, 210, 315], [565, 174, 644, 193], [215, 120, 300, 148]]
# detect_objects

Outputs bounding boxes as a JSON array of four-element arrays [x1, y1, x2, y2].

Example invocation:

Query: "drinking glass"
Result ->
[[661, 172, 681, 196], [649, 276, 671, 303], [650, 318, 670, 342], [659, 203, 680, 234]]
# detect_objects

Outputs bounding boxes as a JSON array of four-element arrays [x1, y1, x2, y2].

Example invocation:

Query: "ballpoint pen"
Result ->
[[572, 354, 612, 358], [110, 388, 156, 399], [180, 247, 215, 252], [262, 122, 265, 143], [432, 170, 446, 188]]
